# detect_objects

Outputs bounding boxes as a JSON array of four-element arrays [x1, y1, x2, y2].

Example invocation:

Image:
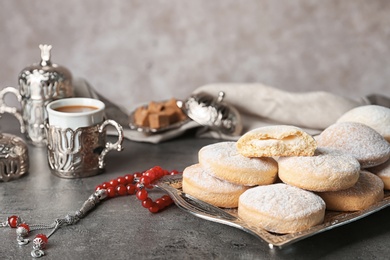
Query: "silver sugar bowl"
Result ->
[[180, 91, 243, 136], [0, 133, 29, 182], [0, 44, 73, 146]]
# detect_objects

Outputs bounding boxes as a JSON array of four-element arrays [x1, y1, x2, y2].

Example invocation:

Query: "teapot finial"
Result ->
[[39, 44, 52, 66]]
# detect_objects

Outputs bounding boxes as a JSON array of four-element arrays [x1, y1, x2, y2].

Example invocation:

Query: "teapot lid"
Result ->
[[18, 44, 73, 99], [21, 44, 71, 73]]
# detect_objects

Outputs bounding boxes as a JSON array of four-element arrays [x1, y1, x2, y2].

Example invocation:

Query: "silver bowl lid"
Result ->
[[0, 133, 29, 182], [179, 91, 243, 136]]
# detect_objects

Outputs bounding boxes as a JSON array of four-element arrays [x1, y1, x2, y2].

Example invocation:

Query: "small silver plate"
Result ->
[[155, 174, 390, 248], [128, 101, 191, 134]]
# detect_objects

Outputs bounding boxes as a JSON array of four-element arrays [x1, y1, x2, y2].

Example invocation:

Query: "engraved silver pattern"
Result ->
[[0, 133, 29, 182], [46, 120, 124, 178]]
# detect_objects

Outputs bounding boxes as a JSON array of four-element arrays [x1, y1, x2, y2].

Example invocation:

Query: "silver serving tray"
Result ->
[[128, 101, 191, 134], [155, 174, 390, 249]]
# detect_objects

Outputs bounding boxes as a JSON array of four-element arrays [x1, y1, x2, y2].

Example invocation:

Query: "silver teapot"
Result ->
[[0, 44, 73, 146]]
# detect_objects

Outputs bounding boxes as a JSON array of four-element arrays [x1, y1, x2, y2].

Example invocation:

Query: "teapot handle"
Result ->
[[0, 87, 25, 133]]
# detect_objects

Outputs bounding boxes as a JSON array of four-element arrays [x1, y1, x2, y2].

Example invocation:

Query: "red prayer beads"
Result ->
[[1, 166, 180, 258], [95, 166, 179, 213], [33, 234, 48, 249], [8, 215, 20, 228]]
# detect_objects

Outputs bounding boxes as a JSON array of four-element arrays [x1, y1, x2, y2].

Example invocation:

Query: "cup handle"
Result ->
[[0, 87, 25, 133], [98, 119, 124, 169]]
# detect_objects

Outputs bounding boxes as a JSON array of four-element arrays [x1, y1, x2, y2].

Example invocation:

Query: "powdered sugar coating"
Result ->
[[333, 171, 384, 196], [239, 183, 325, 220], [368, 159, 390, 190], [316, 122, 390, 168], [370, 159, 390, 177], [337, 105, 390, 142], [183, 163, 248, 208], [278, 147, 360, 191], [199, 142, 278, 185], [183, 164, 247, 193], [317, 171, 384, 211]]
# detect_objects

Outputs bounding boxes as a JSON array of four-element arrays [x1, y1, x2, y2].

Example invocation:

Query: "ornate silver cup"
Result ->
[[46, 120, 124, 178]]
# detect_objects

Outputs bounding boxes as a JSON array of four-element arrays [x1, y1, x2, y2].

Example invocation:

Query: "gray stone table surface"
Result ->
[[1, 113, 390, 260]]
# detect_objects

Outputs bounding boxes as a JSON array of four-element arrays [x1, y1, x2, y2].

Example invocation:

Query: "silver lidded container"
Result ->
[[18, 44, 73, 146], [0, 133, 29, 182], [0, 44, 73, 146], [180, 91, 243, 136]]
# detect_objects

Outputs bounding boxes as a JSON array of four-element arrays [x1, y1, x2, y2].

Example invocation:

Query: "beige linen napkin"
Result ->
[[194, 83, 370, 137], [75, 79, 375, 143]]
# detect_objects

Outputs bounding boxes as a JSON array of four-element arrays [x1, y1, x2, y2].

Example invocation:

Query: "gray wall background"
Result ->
[[0, 0, 389, 111]]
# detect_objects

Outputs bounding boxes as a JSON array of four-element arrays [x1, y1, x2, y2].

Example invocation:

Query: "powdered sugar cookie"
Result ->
[[236, 125, 317, 158], [337, 105, 390, 142], [182, 163, 249, 208], [238, 183, 326, 234], [316, 122, 390, 168], [278, 147, 360, 192], [368, 159, 390, 190], [198, 142, 278, 186], [317, 171, 384, 211]]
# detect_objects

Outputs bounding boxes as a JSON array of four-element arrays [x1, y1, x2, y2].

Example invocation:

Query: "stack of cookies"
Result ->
[[182, 141, 278, 208], [182, 105, 390, 234]]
